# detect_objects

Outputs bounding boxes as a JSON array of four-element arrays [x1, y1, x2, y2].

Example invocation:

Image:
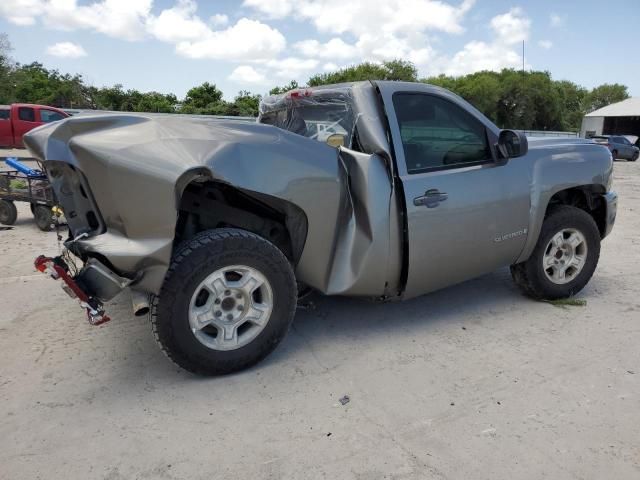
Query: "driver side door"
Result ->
[[385, 91, 531, 298]]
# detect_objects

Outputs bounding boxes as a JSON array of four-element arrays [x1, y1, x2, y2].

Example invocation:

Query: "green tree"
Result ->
[[135, 91, 178, 113], [0, 33, 15, 103], [585, 84, 629, 113], [269, 80, 299, 95], [554, 80, 587, 131], [228, 91, 261, 116], [308, 60, 418, 86], [183, 82, 224, 110], [425, 69, 567, 130]]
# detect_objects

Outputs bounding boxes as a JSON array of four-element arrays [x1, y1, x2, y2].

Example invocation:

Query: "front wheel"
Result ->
[[631, 152, 638, 162], [151, 228, 297, 375], [511, 205, 601, 300]]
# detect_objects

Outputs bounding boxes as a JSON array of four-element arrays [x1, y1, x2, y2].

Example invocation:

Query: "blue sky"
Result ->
[[1, 0, 638, 100]]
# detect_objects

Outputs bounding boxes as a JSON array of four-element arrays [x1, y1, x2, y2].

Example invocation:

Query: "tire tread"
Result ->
[[150, 228, 297, 375], [511, 205, 600, 300]]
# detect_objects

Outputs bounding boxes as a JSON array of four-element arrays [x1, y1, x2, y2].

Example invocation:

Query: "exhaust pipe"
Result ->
[[131, 290, 150, 317]]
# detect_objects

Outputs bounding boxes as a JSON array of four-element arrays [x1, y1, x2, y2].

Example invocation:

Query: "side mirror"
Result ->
[[326, 133, 345, 148], [497, 129, 528, 159]]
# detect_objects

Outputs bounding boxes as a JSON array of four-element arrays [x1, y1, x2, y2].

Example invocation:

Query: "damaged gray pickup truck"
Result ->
[[25, 81, 617, 375]]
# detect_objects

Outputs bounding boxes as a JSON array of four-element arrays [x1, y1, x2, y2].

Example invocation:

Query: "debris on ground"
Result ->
[[339, 395, 350, 405], [543, 298, 587, 309], [297, 301, 316, 311]]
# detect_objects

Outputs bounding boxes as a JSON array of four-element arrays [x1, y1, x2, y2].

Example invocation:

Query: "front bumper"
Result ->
[[602, 191, 617, 238]]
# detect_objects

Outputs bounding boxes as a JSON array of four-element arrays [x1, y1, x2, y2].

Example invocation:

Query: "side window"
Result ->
[[0, 109, 9, 120], [18, 107, 36, 122], [393, 93, 492, 173], [40, 110, 66, 123]]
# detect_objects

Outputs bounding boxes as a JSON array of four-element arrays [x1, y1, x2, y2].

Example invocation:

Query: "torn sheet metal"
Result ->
[[23, 82, 402, 298]]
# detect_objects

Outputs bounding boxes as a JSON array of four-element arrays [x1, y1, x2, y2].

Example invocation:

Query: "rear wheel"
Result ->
[[151, 228, 297, 375], [511, 205, 600, 300], [612, 149, 618, 160], [33, 205, 54, 231], [0, 199, 18, 225]]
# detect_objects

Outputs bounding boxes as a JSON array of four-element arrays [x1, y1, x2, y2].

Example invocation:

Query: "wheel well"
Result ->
[[174, 180, 308, 264], [546, 186, 607, 237]]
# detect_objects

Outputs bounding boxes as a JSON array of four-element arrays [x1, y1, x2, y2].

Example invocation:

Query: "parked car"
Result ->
[[0, 104, 68, 148], [592, 134, 639, 161], [25, 81, 617, 375]]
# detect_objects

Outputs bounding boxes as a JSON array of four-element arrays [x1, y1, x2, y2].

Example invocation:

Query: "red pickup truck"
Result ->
[[0, 104, 68, 148]]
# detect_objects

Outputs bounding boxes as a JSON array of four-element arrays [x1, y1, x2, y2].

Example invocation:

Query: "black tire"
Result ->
[[151, 228, 297, 375], [0, 199, 18, 225], [33, 205, 54, 231], [612, 150, 618, 160], [510, 205, 600, 300], [631, 152, 638, 162]]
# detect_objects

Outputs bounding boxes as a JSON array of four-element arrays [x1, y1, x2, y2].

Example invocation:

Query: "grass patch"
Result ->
[[9, 179, 28, 190], [543, 298, 587, 309]]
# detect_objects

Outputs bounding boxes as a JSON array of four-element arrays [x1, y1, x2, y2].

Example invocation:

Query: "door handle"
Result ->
[[413, 189, 448, 208]]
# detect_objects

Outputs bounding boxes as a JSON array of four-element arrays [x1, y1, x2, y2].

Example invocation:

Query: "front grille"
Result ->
[[45, 161, 104, 237]]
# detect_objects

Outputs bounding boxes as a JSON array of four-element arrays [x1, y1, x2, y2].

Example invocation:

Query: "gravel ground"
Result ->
[[1, 161, 639, 480]]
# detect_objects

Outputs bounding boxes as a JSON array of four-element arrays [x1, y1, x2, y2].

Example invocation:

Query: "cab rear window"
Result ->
[[259, 89, 355, 146]]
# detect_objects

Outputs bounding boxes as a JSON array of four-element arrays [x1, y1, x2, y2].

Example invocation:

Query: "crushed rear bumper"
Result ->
[[34, 254, 132, 325]]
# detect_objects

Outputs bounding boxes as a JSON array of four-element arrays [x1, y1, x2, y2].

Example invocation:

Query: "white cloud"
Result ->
[[441, 40, 522, 76], [0, 0, 151, 39], [210, 13, 229, 27], [245, 0, 475, 36], [538, 40, 553, 49], [0, 1, 541, 89], [45, 41, 87, 58], [229, 65, 266, 84], [243, 0, 294, 18], [42, 0, 153, 41], [244, 0, 473, 79], [437, 8, 531, 77], [490, 7, 530, 45], [550, 13, 564, 27], [146, 0, 210, 42], [176, 18, 286, 60], [294, 38, 359, 60], [260, 57, 320, 78], [0, 0, 44, 25]]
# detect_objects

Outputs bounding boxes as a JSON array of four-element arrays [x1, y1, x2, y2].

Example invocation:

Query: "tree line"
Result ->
[[1, 34, 629, 131]]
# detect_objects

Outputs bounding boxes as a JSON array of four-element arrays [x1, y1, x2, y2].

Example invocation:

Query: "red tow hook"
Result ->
[[34, 255, 111, 326]]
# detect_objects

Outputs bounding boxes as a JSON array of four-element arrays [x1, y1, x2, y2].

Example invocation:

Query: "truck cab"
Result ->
[[0, 104, 68, 148]]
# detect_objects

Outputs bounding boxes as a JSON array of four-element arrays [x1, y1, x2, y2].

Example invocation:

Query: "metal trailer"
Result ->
[[0, 157, 56, 231]]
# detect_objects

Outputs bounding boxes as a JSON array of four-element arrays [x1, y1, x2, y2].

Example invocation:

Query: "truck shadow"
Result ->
[[113, 267, 522, 383], [261, 267, 524, 367]]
